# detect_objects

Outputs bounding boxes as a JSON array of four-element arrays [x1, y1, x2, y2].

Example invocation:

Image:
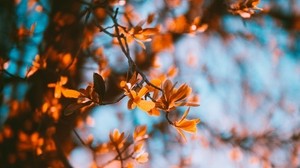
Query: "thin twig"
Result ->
[[166, 112, 174, 125], [100, 94, 126, 105]]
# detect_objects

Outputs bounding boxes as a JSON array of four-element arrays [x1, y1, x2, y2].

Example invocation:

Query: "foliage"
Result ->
[[0, 0, 300, 167]]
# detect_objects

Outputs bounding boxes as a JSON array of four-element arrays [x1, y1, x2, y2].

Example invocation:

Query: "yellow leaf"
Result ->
[[42, 102, 49, 113], [170, 84, 192, 102], [137, 100, 155, 112], [120, 80, 127, 88], [54, 85, 62, 98], [61, 88, 81, 98], [47, 83, 56, 88], [175, 119, 200, 133], [134, 142, 144, 153], [109, 129, 125, 145], [251, 0, 260, 6], [128, 99, 136, 110], [127, 162, 135, 168], [133, 125, 147, 141], [147, 108, 160, 116], [137, 87, 149, 97], [95, 143, 110, 154], [60, 76, 68, 85], [142, 28, 158, 36], [167, 66, 178, 78], [136, 152, 149, 163], [129, 90, 137, 99], [174, 108, 200, 139]]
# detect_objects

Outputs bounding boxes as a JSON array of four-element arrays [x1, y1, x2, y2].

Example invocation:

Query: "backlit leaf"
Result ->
[[61, 88, 81, 98], [136, 152, 149, 163], [137, 100, 155, 112], [133, 125, 147, 141]]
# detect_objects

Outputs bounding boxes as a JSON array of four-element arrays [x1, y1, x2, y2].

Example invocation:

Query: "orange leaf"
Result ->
[[127, 162, 135, 168], [137, 87, 149, 97], [137, 100, 155, 112], [54, 85, 62, 98], [60, 76, 68, 85], [175, 119, 200, 133], [142, 28, 158, 36], [61, 88, 81, 98], [167, 66, 178, 78], [109, 129, 125, 145], [133, 125, 147, 141], [147, 108, 160, 116], [134, 142, 144, 153], [128, 99, 136, 110], [136, 152, 149, 163]]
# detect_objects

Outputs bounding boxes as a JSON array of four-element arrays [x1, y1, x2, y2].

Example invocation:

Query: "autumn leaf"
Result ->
[[61, 88, 81, 98], [134, 142, 144, 153], [120, 81, 155, 113], [26, 54, 47, 77], [95, 143, 111, 154], [155, 79, 198, 112], [147, 108, 160, 116], [133, 125, 148, 141], [48, 76, 81, 99], [109, 129, 126, 148], [120, 21, 159, 49], [136, 152, 149, 163], [77, 84, 101, 104], [228, 0, 262, 19], [174, 108, 200, 141], [126, 162, 135, 168]]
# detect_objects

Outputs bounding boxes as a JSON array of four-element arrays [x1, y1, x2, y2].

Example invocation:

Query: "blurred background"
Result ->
[[0, 0, 300, 167]]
